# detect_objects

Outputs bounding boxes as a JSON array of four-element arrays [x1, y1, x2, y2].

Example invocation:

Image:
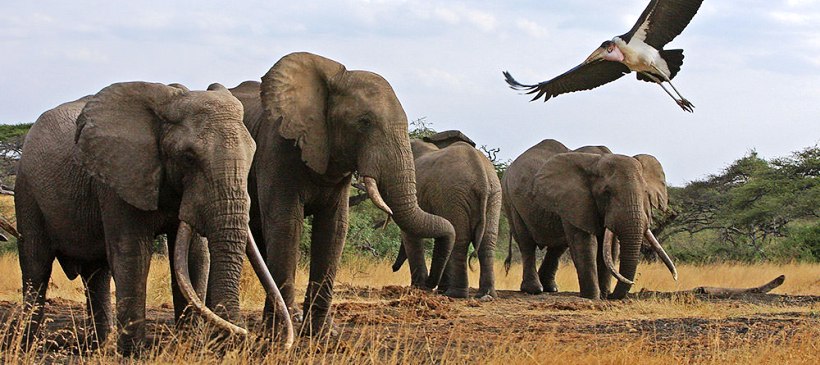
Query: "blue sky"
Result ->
[[1, 0, 819, 185]]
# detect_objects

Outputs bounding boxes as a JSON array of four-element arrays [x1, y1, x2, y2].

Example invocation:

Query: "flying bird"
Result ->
[[504, 0, 704, 112]]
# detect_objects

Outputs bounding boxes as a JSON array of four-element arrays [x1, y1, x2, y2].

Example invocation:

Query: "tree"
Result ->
[[0, 123, 33, 189], [663, 146, 820, 261]]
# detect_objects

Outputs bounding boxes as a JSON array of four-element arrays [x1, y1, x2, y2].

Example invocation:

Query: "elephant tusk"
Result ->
[[604, 229, 634, 285], [363, 176, 393, 216], [246, 228, 295, 349], [173, 222, 248, 337], [645, 229, 678, 281]]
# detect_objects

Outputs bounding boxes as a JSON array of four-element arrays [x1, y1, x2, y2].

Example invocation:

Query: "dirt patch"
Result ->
[[1, 288, 818, 362]]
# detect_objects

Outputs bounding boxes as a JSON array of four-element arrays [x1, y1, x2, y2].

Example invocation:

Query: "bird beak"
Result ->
[[583, 48, 607, 64]]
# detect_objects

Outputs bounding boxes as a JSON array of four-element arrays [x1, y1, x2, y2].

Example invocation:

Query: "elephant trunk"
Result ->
[[174, 222, 247, 336], [203, 213, 247, 323], [609, 205, 646, 299], [365, 135, 455, 290]]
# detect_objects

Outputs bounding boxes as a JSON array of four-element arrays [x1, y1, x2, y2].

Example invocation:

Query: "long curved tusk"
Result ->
[[173, 222, 248, 337], [246, 228, 295, 349], [603, 229, 634, 285], [645, 229, 678, 281], [363, 176, 393, 216]]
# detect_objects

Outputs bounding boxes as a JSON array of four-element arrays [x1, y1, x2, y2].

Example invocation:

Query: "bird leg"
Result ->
[[641, 72, 694, 113], [651, 65, 694, 112]]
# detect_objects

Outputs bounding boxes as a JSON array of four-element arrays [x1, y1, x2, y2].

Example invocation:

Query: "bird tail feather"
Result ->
[[502, 71, 536, 90], [660, 49, 684, 80]]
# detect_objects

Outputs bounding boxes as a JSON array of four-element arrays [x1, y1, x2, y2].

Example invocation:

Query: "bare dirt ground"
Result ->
[[2, 284, 818, 363]]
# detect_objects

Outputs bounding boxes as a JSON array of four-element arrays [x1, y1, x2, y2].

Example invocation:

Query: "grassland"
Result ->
[[0, 254, 817, 364]]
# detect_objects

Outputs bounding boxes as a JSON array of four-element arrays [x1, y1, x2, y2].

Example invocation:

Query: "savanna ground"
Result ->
[[0, 253, 817, 364]]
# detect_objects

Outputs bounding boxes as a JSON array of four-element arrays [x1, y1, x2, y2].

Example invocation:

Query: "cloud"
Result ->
[[516, 19, 548, 38]]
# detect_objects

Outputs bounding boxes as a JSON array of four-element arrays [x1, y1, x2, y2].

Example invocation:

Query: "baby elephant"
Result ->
[[393, 131, 502, 299], [503, 139, 677, 300]]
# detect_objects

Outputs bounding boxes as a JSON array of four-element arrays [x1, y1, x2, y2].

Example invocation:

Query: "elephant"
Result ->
[[391, 130, 502, 299], [226, 52, 455, 336], [14, 81, 291, 354], [502, 139, 677, 300]]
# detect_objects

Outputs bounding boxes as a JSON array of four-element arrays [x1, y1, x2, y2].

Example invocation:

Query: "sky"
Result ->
[[1, 0, 819, 186]]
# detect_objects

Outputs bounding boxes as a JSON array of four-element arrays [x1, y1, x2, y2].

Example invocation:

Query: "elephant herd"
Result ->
[[13, 52, 677, 355]]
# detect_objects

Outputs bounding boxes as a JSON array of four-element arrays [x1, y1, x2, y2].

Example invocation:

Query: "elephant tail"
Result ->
[[468, 187, 490, 272], [504, 230, 513, 275], [504, 204, 518, 275]]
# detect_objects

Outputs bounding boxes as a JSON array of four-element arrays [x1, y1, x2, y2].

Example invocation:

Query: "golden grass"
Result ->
[[0, 254, 817, 363], [0, 254, 817, 305]]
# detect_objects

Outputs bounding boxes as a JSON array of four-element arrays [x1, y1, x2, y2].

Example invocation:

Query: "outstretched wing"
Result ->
[[504, 61, 631, 102], [620, 0, 704, 49]]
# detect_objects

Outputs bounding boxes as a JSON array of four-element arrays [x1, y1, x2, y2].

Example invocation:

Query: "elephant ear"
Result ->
[[633, 154, 668, 211], [536, 153, 602, 235], [75, 82, 185, 211], [260, 52, 346, 175], [422, 130, 476, 148]]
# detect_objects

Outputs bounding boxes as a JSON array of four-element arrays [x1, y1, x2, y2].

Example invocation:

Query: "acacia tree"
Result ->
[[0, 123, 32, 190], [664, 146, 820, 261]]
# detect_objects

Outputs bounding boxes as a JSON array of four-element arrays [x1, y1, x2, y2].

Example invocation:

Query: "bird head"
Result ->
[[585, 41, 624, 63]]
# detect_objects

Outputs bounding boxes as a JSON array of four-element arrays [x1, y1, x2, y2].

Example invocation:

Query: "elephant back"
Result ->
[[422, 130, 476, 149]]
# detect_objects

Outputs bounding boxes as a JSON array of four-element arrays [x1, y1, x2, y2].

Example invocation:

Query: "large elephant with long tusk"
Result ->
[[226, 52, 456, 337], [503, 139, 676, 300], [14, 81, 293, 355]]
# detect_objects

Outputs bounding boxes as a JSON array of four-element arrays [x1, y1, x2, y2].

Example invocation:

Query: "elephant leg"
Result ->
[[510, 212, 542, 294], [17, 232, 55, 347], [302, 198, 348, 337], [101, 202, 153, 355], [476, 234, 498, 299], [401, 232, 430, 288], [261, 213, 303, 336], [538, 246, 568, 293], [108, 236, 152, 355], [564, 225, 600, 300], [442, 236, 470, 298], [168, 230, 210, 326], [80, 265, 113, 349]]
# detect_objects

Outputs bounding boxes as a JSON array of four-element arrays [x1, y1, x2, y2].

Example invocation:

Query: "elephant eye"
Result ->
[[358, 117, 372, 127], [180, 150, 198, 166]]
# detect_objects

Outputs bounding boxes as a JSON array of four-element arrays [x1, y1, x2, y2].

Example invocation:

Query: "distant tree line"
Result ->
[[0, 121, 817, 263], [659, 146, 819, 262]]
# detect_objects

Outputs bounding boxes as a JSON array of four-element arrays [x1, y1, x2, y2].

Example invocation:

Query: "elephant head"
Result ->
[[74, 82, 291, 341], [536, 152, 675, 299], [260, 52, 455, 289]]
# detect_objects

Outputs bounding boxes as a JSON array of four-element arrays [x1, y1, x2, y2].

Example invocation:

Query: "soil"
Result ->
[[1, 287, 818, 362]]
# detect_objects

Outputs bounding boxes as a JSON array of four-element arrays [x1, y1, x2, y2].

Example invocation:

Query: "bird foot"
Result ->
[[677, 98, 695, 113]]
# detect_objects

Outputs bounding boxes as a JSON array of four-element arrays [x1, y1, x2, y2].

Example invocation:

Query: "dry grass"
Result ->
[[0, 254, 817, 363]]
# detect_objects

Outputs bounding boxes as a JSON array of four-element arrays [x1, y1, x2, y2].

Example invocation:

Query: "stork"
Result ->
[[504, 0, 704, 112]]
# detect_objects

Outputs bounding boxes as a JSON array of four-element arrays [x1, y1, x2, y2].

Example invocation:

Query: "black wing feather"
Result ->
[[621, 0, 703, 49], [504, 61, 631, 102]]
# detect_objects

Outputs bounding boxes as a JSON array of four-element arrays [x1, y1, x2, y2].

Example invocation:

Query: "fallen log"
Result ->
[[690, 275, 785, 295]]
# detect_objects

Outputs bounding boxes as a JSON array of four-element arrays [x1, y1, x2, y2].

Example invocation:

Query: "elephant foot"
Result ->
[[474, 288, 497, 300], [117, 339, 147, 358], [300, 318, 340, 339], [544, 282, 559, 293], [291, 308, 304, 324], [607, 292, 629, 300], [443, 287, 469, 299], [520, 281, 544, 295]]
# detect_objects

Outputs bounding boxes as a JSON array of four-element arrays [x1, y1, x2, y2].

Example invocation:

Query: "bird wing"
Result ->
[[620, 0, 704, 49], [504, 61, 631, 102]]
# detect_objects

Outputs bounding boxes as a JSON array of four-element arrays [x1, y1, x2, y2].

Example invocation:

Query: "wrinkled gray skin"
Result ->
[[503, 139, 668, 299], [227, 52, 455, 336], [392, 132, 502, 299], [15, 82, 256, 354]]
